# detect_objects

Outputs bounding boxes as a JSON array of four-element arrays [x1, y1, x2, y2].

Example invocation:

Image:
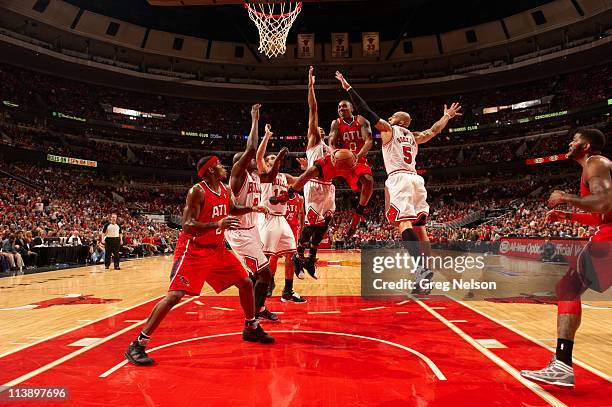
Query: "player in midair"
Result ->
[[124, 155, 274, 366], [333, 71, 462, 293], [256, 123, 306, 303], [521, 129, 611, 387], [329, 82, 375, 238], [225, 104, 288, 322]]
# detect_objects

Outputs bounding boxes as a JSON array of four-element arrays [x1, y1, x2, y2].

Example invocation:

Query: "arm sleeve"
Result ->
[[347, 88, 380, 125], [102, 223, 109, 233], [570, 212, 602, 226]]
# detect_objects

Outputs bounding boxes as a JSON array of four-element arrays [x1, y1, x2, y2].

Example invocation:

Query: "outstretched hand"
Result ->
[[296, 157, 308, 170], [308, 66, 315, 86], [277, 147, 289, 161], [335, 71, 351, 90], [265, 123, 273, 137], [444, 102, 462, 119], [251, 103, 261, 120]]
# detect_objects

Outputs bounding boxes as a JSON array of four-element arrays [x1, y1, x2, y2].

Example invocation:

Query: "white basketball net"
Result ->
[[245, 2, 302, 58]]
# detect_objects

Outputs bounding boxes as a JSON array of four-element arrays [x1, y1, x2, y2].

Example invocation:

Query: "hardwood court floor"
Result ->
[[0, 251, 609, 406]]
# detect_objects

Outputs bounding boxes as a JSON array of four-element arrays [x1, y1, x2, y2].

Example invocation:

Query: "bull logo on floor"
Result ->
[[0, 294, 121, 310]]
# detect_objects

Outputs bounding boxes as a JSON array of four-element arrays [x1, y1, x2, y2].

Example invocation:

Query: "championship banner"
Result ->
[[331, 33, 349, 58], [297, 33, 315, 59], [525, 153, 568, 165], [47, 154, 98, 168], [362, 32, 380, 57], [498, 238, 587, 263]]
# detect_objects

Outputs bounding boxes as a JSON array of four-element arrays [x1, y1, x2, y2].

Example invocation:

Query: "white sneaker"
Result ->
[[411, 266, 434, 295], [520, 355, 575, 387]]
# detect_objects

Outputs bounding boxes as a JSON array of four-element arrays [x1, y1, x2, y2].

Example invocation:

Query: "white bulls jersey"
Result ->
[[382, 125, 429, 225], [233, 171, 261, 228], [382, 125, 418, 175], [307, 140, 331, 166], [304, 140, 336, 226], [261, 173, 289, 216]]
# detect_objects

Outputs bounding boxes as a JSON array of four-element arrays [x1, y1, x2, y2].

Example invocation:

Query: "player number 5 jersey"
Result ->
[[382, 125, 418, 175]]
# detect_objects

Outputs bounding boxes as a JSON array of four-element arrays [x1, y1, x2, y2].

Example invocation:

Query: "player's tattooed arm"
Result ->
[[355, 116, 373, 160], [256, 123, 273, 174], [307, 66, 321, 149], [182, 187, 235, 234], [231, 104, 261, 192], [415, 103, 462, 144], [260, 147, 289, 183], [549, 157, 612, 213], [335, 71, 393, 143]]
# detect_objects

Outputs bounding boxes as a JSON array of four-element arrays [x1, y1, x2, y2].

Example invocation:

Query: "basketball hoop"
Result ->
[[244, 2, 302, 58]]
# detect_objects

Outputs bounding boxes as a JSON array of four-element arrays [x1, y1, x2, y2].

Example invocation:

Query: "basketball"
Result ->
[[332, 149, 356, 170]]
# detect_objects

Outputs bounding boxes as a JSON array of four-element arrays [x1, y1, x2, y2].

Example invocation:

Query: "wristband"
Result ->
[[444, 113, 451, 119]]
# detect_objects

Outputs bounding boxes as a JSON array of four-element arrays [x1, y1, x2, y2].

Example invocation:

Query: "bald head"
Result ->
[[388, 111, 411, 128]]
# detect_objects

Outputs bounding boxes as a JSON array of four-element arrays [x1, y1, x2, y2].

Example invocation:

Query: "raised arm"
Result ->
[[307, 66, 321, 150], [259, 147, 289, 183], [414, 103, 462, 145], [335, 71, 393, 144], [256, 123, 273, 173], [182, 187, 239, 235], [549, 156, 612, 213], [230, 104, 261, 192]]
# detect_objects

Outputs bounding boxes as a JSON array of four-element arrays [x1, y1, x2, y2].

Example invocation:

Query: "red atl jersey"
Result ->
[[285, 195, 302, 227], [336, 116, 365, 155], [187, 181, 230, 246]]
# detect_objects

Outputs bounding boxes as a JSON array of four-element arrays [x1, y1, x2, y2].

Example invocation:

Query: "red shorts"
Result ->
[[168, 234, 248, 296], [315, 155, 372, 192]]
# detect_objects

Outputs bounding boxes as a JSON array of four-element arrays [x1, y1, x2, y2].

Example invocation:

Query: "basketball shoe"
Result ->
[[520, 356, 575, 387]]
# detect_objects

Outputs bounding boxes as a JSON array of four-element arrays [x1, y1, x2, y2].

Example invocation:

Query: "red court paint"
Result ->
[[1, 296, 608, 406]]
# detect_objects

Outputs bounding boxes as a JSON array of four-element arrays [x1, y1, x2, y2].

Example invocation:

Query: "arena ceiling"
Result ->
[[64, 0, 555, 43]]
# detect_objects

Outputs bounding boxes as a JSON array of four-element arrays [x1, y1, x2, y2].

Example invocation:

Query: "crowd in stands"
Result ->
[[0, 162, 180, 274], [1, 62, 609, 141]]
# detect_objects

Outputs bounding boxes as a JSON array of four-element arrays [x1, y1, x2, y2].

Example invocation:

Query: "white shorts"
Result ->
[[225, 227, 269, 274], [385, 172, 429, 225], [258, 215, 297, 257], [304, 179, 336, 226]]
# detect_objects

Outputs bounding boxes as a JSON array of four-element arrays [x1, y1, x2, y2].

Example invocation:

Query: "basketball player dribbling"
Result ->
[[256, 123, 306, 303], [225, 104, 288, 322], [124, 155, 274, 366], [521, 129, 611, 387], [333, 71, 462, 294]]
